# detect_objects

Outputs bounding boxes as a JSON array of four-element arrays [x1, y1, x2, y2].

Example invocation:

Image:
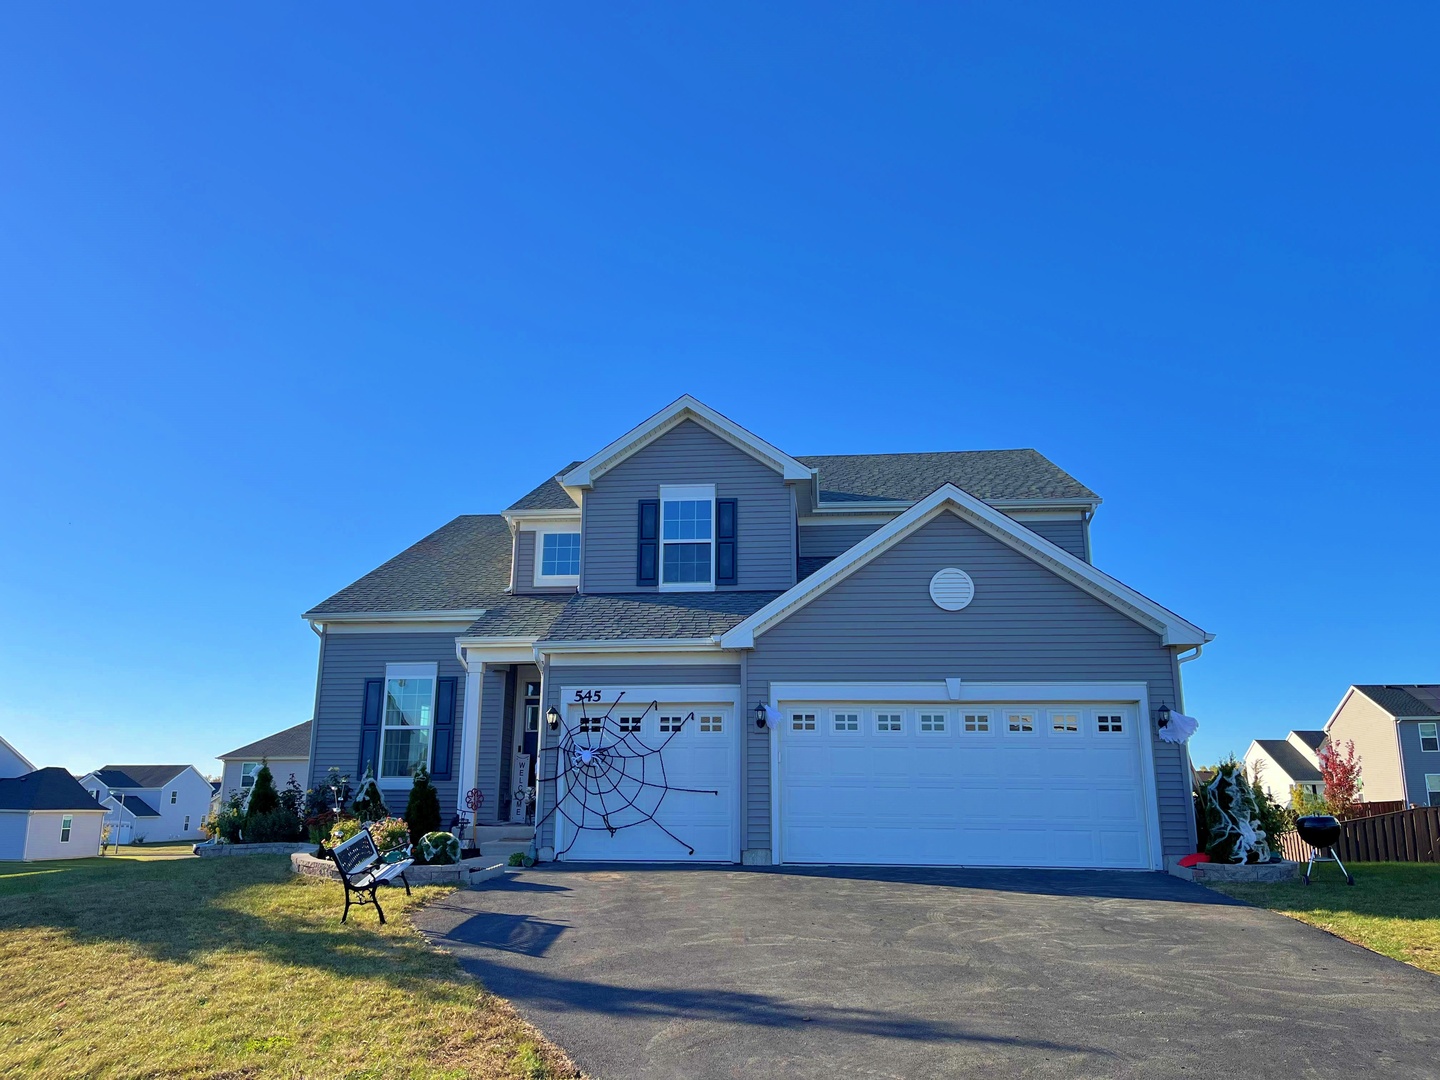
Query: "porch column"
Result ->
[[456, 653, 484, 817]]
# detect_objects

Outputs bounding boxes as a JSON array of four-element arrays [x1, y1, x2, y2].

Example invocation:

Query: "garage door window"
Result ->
[[1097, 713, 1125, 733], [919, 712, 947, 733], [699, 714, 724, 733], [579, 715, 603, 734], [618, 716, 642, 733], [1051, 712, 1079, 734], [833, 711, 859, 733], [791, 713, 817, 731], [1007, 712, 1035, 733], [659, 715, 686, 733], [876, 712, 903, 733], [963, 713, 991, 733]]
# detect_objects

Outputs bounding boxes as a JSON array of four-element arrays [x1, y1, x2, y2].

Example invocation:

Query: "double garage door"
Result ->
[[777, 700, 1155, 869]]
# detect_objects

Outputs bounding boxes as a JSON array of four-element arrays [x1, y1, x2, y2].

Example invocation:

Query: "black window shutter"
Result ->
[[359, 678, 383, 778], [716, 498, 737, 586], [636, 499, 659, 585], [430, 676, 458, 781]]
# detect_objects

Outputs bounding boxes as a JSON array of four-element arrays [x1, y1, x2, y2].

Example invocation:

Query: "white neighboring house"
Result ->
[[1244, 730, 1327, 804], [216, 721, 312, 807], [0, 734, 36, 780], [77, 765, 212, 844], [0, 768, 106, 860]]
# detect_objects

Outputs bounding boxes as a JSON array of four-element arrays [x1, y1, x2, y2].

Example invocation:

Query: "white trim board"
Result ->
[[722, 483, 1211, 649], [560, 395, 812, 489]]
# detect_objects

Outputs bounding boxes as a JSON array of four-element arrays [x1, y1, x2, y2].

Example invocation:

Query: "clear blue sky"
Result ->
[[1, 5, 1435, 778]]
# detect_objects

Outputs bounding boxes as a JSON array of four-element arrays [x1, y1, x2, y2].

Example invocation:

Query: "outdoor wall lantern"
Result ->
[[545, 706, 561, 732], [754, 702, 768, 729], [1157, 703, 1171, 729]]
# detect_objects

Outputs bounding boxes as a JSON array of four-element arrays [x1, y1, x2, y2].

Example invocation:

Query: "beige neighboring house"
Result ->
[[0, 767, 106, 861], [217, 721, 312, 806], [1325, 684, 1440, 808], [1244, 730, 1326, 804]]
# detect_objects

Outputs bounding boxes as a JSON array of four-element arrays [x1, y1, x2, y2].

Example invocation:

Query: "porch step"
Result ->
[[468, 825, 535, 844], [479, 840, 534, 859]]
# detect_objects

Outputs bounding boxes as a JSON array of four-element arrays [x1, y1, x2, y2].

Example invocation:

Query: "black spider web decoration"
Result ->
[[533, 693, 718, 858]]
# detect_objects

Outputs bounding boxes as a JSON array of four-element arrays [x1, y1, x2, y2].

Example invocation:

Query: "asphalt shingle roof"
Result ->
[[537, 591, 781, 642], [220, 722, 312, 762], [505, 463, 582, 512], [113, 794, 161, 818], [1254, 740, 1323, 784], [93, 766, 189, 789], [1354, 685, 1440, 718], [0, 768, 103, 812], [796, 450, 1098, 504], [1291, 730, 1327, 753]]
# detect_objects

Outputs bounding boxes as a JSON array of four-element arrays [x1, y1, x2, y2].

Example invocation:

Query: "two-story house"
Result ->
[[302, 396, 1212, 870], [1325, 685, 1440, 808], [1243, 730, 1326, 804], [78, 764, 212, 844]]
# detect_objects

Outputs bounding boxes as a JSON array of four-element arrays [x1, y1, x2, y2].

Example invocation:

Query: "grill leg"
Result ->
[[1331, 851, 1355, 886], [1304, 850, 1317, 885]]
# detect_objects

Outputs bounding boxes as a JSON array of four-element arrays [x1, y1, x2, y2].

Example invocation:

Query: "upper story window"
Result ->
[[241, 762, 259, 788], [381, 663, 436, 780], [534, 528, 581, 586], [660, 485, 715, 590], [1420, 722, 1439, 753]]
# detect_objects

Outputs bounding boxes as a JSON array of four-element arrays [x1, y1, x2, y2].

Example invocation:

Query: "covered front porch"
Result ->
[[455, 644, 546, 830]]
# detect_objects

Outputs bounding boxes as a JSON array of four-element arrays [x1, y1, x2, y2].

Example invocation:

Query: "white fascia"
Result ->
[[304, 609, 487, 624], [502, 508, 581, 529], [560, 395, 812, 488], [721, 483, 1212, 650], [534, 637, 725, 653]]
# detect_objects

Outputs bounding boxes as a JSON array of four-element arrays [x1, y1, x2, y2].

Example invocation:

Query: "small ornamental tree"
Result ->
[[405, 765, 442, 848], [245, 762, 280, 818], [1319, 739, 1363, 817], [351, 766, 388, 822], [1201, 759, 1272, 864]]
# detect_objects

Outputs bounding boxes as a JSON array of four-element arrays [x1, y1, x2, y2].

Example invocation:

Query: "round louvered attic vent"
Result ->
[[929, 568, 975, 611]]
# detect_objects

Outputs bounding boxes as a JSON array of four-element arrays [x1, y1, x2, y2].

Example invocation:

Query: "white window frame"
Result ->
[[1006, 711, 1037, 735], [698, 712, 726, 734], [1050, 710, 1080, 735], [831, 709, 861, 735], [874, 709, 904, 734], [533, 526, 581, 587], [1095, 711, 1126, 734], [60, 815, 73, 843], [658, 484, 716, 592], [790, 712, 817, 732], [183, 815, 190, 831], [381, 661, 438, 782], [1419, 722, 1439, 753], [240, 762, 260, 789], [918, 710, 949, 735], [1427, 774, 1440, 807], [170, 790, 178, 804], [962, 712, 992, 734]]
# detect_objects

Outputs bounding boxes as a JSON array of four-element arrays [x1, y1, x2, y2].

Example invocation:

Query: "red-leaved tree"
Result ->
[[1319, 739, 1363, 817]]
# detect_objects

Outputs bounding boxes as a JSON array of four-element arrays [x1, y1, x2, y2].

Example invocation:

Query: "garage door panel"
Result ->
[[778, 701, 1151, 869]]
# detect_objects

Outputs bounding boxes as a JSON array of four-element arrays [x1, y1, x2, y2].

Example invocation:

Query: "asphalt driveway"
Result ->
[[415, 865, 1440, 1079]]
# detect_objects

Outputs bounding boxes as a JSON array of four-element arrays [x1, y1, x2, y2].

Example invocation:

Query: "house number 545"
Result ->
[[572, 689, 603, 703]]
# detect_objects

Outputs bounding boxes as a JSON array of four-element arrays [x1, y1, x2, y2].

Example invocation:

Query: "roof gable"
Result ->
[[92, 765, 191, 789], [722, 483, 1210, 649], [1352, 684, 1440, 718], [1251, 740, 1323, 783], [560, 395, 811, 489], [0, 768, 104, 811], [220, 721, 313, 762], [797, 450, 1099, 505]]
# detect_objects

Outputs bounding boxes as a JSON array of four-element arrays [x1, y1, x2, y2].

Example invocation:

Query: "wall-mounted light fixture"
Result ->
[[754, 702, 768, 729], [1157, 703, 1171, 729], [545, 706, 561, 732]]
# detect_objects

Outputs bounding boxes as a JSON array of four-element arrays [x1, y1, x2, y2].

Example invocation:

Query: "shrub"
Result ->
[[305, 810, 338, 846], [243, 808, 305, 843], [1201, 759, 1272, 864], [246, 762, 281, 818], [1249, 775, 1294, 847], [279, 773, 305, 818], [1290, 785, 1331, 817], [507, 851, 535, 868], [1319, 739, 1364, 817], [351, 767, 388, 822], [204, 792, 247, 843], [329, 816, 364, 848], [420, 831, 460, 865], [405, 767, 442, 848], [369, 816, 411, 854]]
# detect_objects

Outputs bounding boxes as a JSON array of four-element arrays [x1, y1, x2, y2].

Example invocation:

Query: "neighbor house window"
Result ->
[[534, 529, 581, 586], [183, 815, 190, 831], [381, 663, 436, 780], [659, 485, 715, 589], [60, 816, 73, 842], [241, 763, 259, 789], [1420, 723, 1439, 753], [1428, 775, 1440, 807], [170, 791, 177, 804]]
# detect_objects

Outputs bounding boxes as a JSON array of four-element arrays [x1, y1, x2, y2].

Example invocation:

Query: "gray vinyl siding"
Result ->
[[536, 664, 742, 852], [580, 419, 796, 593], [514, 530, 580, 595], [475, 666, 508, 820], [1398, 720, 1440, 807], [309, 631, 467, 815], [219, 757, 308, 803], [1021, 518, 1089, 562], [745, 511, 1193, 859], [797, 522, 884, 558]]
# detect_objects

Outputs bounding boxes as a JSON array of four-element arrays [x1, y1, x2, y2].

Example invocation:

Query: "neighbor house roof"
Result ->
[[0, 768, 106, 812], [92, 765, 190, 789], [220, 721, 313, 762], [110, 794, 160, 818], [796, 450, 1098, 505], [1291, 730, 1327, 753], [305, 515, 513, 617], [1353, 685, 1440, 718], [1253, 740, 1322, 784], [505, 463, 582, 512]]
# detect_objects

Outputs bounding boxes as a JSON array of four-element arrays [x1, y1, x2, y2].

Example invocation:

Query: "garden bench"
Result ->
[[330, 827, 414, 925]]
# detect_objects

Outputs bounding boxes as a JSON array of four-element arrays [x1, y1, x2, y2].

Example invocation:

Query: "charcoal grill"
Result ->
[[1296, 814, 1355, 886]]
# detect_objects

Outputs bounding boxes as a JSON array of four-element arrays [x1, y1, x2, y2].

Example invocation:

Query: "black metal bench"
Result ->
[[330, 827, 414, 925]]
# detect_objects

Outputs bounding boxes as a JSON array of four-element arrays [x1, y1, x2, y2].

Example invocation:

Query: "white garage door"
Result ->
[[555, 696, 739, 863], [778, 701, 1153, 869]]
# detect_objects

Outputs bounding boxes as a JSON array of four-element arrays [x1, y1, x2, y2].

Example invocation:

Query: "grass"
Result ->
[[1211, 861, 1440, 975], [0, 852, 578, 1079]]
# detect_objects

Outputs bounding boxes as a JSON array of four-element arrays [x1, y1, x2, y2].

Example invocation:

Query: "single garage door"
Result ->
[[555, 698, 739, 862], [777, 701, 1153, 868]]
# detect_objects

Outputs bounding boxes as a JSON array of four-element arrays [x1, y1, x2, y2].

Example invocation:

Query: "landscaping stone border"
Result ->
[[194, 841, 314, 857], [289, 851, 506, 887], [1190, 860, 1300, 884]]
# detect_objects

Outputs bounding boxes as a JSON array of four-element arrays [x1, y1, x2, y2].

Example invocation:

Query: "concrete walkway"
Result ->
[[415, 865, 1440, 1079]]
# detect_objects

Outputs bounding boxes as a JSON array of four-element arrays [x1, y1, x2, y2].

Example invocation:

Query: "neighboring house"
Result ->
[[217, 721, 312, 804], [1325, 685, 1440, 808], [0, 768, 106, 861], [1244, 730, 1326, 804], [77, 765, 211, 843], [0, 735, 36, 780], [302, 395, 1212, 870]]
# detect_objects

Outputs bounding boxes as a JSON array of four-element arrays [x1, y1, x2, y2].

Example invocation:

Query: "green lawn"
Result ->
[[1211, 862, 1440, 975], [0, 853, 578, 1079]]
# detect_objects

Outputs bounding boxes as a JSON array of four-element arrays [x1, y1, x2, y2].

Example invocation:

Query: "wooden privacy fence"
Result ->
[[1342, 800, 1406, 820], [1277, 806, 1440, 864]]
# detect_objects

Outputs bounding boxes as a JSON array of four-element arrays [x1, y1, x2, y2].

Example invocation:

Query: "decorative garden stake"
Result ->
[[464, 787, 483, 846]]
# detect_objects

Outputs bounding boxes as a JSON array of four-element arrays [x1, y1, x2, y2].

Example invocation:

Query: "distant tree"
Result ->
[[1319, 740, 1363, 817], [405, 766, 442, 849], [245, 761, 280, 818]]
